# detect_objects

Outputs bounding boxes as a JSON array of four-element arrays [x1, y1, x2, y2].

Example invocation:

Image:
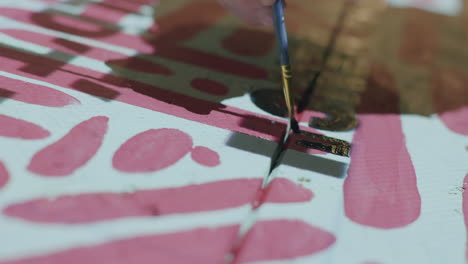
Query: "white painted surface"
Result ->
[[385, 0, 463, 15]]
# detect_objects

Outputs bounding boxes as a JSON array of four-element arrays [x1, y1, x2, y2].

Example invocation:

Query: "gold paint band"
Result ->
[[297, 130, 352, 157], [280, 64, 296, 122]]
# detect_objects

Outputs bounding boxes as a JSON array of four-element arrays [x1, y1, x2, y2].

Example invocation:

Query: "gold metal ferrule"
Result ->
[[280, 65, 295, 121]]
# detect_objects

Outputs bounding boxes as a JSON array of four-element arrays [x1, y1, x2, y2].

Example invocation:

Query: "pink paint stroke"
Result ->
[[439, 107, 468, 136], [0, 76, 79, 107], [0, 114, 50, 139], [0, 162, 9, 190], [0, 225, 239, 264], [433, 69, 468, 135], [191, 146, 221, 167], [251, 176, 314, 210], [235, 220, 336, 263], [0, 29, 172, 76], [0, 220, 333, 264], [3, 178, 312, 224], [0, 6, 267, 79], [27, 116, 109, 177], [344, 115, 421, 229], [263, 177, 314, 203], [113, 129, 193, 173], [81, 0, 146, 24], [0, 45, 324, 155], [82, 5, 129, 25]]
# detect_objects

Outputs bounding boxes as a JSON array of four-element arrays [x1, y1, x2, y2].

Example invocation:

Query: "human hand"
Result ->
[[217, 0, 278, 26]]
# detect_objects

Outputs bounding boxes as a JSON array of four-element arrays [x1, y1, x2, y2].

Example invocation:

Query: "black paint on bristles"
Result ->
[[291, 118, 300, 134]]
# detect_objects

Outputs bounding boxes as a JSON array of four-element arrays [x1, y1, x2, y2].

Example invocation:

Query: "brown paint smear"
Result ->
[[356, 63, 400, 114], [281, 0, 387, 132], [432, 69, 468, 114], [399, 9, 440, 66], [284, 2, 468, 133]]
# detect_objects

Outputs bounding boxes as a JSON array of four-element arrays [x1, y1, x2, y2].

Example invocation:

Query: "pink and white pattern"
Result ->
[[0, 0, 467, 264]]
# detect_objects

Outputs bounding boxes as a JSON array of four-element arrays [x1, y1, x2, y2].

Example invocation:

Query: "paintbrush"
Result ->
[[272, 0, 299, 135], [261, 0, 351, 188], [261, 0, 299, 189]]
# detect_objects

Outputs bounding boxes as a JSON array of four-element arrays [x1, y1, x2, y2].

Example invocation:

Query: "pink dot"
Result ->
[[191, 146, 221, 167], [190, 79, 229, 96], [465, 146, 468, 152]]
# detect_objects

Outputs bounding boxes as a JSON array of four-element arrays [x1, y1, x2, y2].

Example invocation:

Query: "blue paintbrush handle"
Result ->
[[272, 0, 290, 67]]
